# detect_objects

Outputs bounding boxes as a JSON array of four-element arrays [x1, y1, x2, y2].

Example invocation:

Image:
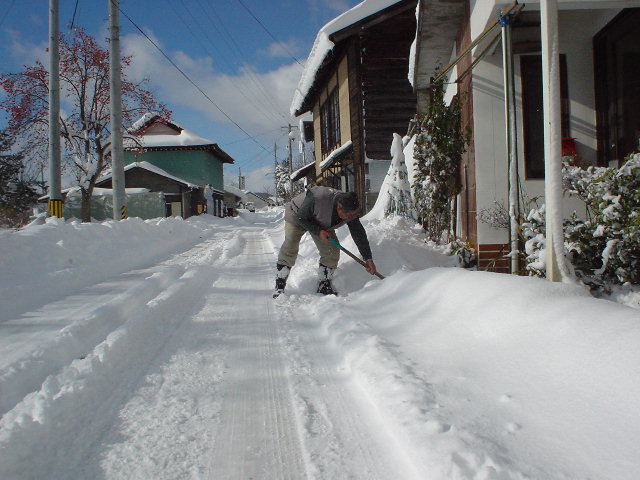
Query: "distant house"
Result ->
[[124, 113, 235, 218], [223, 185, 275, 210], [411, 1, 640, 272], [291, 0, 417, 211], [95, 161, 224, 218]]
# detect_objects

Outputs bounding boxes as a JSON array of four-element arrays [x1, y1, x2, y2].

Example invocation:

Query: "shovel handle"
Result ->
[[328, 238, 385, 279]]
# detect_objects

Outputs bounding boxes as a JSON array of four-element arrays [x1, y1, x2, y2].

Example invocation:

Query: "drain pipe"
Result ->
[[501, 10, 520, 274]]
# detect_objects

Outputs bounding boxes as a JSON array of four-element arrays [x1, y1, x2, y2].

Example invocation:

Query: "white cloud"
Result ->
[[244, 164, 275, 193], [121, 31, 301, 134], [5, 29, 48, 67], [260, 39, 303, 59]]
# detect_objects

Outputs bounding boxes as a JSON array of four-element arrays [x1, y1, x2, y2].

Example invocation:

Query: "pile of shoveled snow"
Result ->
[[0, 215, 246, 322], [280, 266, 640, 479]]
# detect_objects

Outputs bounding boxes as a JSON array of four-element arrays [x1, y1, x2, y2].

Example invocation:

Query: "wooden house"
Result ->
[[291, 0, 418, 210], [411, 1, 640, 272], [123, 114, 234, 217]]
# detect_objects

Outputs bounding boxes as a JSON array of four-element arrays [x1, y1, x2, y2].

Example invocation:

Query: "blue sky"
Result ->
[[0, 0, 361, 192]]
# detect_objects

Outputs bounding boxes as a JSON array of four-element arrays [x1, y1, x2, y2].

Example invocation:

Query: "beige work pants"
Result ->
[[277, 221, 340, 269]]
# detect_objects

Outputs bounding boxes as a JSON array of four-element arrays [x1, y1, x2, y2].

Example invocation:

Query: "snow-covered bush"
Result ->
[[413, 80, 467, 242], [523, 153, 640, 287], [367, 133, 415, 220], [443, 239, 476, 268]]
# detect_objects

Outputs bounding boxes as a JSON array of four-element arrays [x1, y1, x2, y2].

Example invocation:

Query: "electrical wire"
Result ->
[[0, 0, 17, 29], [192, 0, 289, 120], [167, 0, 283, 126], [235, 0, 305, 68], [70, 0, 80, 30], [116, 3, 272, 155]]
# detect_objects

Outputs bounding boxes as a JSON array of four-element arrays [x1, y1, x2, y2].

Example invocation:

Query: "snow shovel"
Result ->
[[328, 237, 385, 280]]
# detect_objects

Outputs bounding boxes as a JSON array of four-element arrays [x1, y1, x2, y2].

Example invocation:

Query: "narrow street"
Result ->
[[1, 218, 425, 479]]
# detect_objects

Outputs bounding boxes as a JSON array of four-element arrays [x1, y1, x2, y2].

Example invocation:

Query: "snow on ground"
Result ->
[[1, 209, 639, 479]]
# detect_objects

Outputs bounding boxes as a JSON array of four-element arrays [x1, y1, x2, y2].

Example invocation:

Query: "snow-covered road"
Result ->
[[1, 217, 430, 479], [3, 211, 640, 479]]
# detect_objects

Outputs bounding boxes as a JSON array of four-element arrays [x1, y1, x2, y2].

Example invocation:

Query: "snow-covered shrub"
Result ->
[[413, 80, 467, 242], [444, 239, 476, 268], [367, 134, 416, 220], [523, 154, 640, 287]]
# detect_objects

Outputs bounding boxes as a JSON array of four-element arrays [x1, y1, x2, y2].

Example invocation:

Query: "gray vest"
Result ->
[[285, 186, 347, 230]]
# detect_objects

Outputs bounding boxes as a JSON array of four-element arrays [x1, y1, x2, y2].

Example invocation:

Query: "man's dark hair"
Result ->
[[337, 192, 360, 212]]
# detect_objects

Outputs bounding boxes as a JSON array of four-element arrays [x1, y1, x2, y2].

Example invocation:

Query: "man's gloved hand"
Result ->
[[365, 259, 377, 275]]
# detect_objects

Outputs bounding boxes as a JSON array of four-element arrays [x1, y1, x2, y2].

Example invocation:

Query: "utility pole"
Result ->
[[287, 124, 293, 198], [282, 124, 298, 201], [108, 0, 127, 220], [48, 0, 63, 218], [274, 143, 278, 205]]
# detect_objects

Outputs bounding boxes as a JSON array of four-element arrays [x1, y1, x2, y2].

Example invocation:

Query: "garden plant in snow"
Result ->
[[367, 133, 415, 220], [522, 153, 640, 289], [412, 79, 467, 243]]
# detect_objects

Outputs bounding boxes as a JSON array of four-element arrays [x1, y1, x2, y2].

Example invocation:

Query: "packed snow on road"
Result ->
[[1, 209, 639, 479]]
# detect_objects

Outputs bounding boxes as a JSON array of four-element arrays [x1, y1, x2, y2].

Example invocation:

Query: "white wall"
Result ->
[[471, 7, 622, 246]]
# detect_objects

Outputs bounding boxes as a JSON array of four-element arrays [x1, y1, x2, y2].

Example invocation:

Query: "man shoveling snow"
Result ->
[[274, 186, 377, 297]]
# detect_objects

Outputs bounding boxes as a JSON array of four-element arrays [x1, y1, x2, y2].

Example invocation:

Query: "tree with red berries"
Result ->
[[0, 27, 170, 222]]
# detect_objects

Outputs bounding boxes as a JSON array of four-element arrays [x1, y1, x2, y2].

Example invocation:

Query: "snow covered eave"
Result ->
[[412, 0, 466, 92], [290, 161, 316, 182], [291, 0, 410, 117], [319, 141, 353, 171]]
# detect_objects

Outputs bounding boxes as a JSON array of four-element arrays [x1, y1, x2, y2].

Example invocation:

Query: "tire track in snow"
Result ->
[[0, 232, 235, 418], [278, 296, 424, 479], [207, 230, 308, 479], [0, 231, 235, 479]]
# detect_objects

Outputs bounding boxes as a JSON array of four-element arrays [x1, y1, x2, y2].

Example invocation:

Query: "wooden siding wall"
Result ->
[[359, 8, 417, 160]]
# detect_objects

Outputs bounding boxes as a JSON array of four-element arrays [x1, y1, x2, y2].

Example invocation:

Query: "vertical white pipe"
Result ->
[[540, 0, 566, 281], [48, 0, 62, 217], [108, 0, 127, 219], [502, 14, 520, 274]]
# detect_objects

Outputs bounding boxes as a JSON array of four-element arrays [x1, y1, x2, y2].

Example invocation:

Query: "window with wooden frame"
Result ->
[[520, 54, 569, 179], [320, 86, 341, 157]]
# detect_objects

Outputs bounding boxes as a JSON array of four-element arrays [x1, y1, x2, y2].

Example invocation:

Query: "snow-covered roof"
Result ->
[[223, 184, 246, 200], [97, 161, 200, 189], [125, 114, 235, 163], [290, 0, 404, 116]]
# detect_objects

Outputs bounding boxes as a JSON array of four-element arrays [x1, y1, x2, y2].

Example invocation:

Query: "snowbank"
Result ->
[[288, 267, 640, 479], [0, 215, 240, 322]]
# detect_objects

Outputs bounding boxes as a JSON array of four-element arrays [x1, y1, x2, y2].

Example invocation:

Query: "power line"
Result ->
[[175, 0, 286, 126], [193, 0, 289, 120], [117, 4, 272, 155], [0, 0, 17, 29], [235, 0, 305, 68], [70, 0, 80, 30]]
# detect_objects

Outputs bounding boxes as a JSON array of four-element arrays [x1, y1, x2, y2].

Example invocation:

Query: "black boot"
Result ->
[[316, 264, 337, 295], [273, 264, 291, 298]]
